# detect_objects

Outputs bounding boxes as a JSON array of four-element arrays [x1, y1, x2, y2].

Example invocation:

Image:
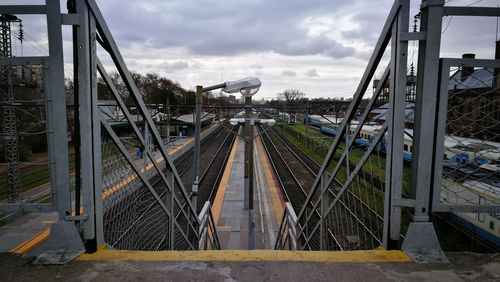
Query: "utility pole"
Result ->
[[305, 100, 309, 148], [1, 14, 21, 203], [192, 86, 202, 212], [244, 91, 255, 250], [166, 94, 170, 145]]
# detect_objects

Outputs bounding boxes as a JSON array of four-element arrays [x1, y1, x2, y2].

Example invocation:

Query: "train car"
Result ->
[[443, 136, 500, 167], [441, 176, 500, 249], [321, 122, 500, 166], [306, 115, 326, 127], [277, 112, 296, 124]]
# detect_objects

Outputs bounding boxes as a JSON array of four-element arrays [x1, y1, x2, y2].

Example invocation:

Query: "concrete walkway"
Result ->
[[1, 252, 500, 281]]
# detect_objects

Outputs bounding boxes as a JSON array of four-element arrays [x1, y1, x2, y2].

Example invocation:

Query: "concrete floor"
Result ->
[[1, 252, 499, 281]]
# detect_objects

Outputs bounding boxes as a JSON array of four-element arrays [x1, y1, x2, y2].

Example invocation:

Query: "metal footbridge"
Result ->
[[0, 0, 499, 263]]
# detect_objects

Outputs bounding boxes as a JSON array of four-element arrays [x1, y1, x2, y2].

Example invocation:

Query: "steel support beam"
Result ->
[[192, 86, 202, 211], [383, 0, 409, 248], [0, 56, 46, 65], [244, 95, 255, 250], [0, 5, 46, 14], [45, 0, 70, 221], [402, 0, 444, 254], [75, 0, 96, 244], [32, 0, 85, 262], [443, 6, 500, 17]]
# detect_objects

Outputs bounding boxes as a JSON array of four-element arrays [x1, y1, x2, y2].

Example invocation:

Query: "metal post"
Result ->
[[319, 171, 328, 250], [166, 94, 170, 145], [30, 0, 85, 261], [68, 0, 81, 221], [345, 121, 350, 178], [45, 0, 70, 221], [167, 171, 174, 250], [244, 94, 255, 250], [305, 102, 309, 147], [143, 123, 149, 168], [75, 0, 95, 243], [383, 0, 409, 249], [192, 86, 202, 211], [402, 0, 444, 253]]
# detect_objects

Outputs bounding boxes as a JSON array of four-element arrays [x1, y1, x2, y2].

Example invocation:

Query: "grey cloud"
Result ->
[[306, 68, 319, 77], [96, 0, 363, 58], [279, 37, 330, 55], [255, 70, 263, 76], [161, 61, 189, 71], [251, 64, 263, 69], [282, 70, 297, 77], [323, 42, 356, 58], [276, 35, 354, 58]]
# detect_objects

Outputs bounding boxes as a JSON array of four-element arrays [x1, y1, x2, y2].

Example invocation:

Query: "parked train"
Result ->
[[307, 115, 500, 168], [305, 115, 500, 248]]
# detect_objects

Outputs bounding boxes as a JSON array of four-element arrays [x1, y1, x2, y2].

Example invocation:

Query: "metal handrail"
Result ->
[[274, 202, 298, 250], [198, 201, 221, 250]]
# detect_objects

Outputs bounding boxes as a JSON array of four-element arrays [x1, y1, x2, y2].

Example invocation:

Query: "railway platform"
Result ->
[[212, 128, 282, 249]]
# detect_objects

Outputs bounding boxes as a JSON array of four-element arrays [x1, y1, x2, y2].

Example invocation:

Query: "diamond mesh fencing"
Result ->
[[316, 115, 389, 250], [95, 66, 200, 250], [291, 67, 412, 250], [435, 63, 500, 233], [270, 107, 392, 250]]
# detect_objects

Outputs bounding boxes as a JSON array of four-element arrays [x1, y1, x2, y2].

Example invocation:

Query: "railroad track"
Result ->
[[258, 124, 322, 250], [172, 124, 238, 249], [259, 124, 385, 250], [103, 122, 237, 250]]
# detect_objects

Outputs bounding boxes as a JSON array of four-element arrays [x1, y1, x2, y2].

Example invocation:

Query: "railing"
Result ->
[[275, 202, 299, 250], [274, 0, 500, 253], [0, 0, 203, 254], [198, 201, 221, 250], [281, 0, 408, 251]]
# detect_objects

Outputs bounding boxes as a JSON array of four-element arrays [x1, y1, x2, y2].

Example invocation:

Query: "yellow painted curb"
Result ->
[[9, 227, 50, 254], [78, 250, 412, 263], [254, 134, 284, 226], [212, 128, 241, 225]]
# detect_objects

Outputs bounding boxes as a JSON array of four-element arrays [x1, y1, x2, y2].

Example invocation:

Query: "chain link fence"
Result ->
[[433, 60, 500, 241]]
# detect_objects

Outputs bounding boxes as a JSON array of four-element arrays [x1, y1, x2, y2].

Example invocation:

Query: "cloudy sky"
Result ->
[[8, 0, 500, 99]]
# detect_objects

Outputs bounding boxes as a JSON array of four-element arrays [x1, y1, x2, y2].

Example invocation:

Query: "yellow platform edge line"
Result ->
[[254, 135, 284, 226], [77, 249, 411, 263], [211, 128, 241, 225], [8, 126, 219, 255], [9, 228, 50, 254]]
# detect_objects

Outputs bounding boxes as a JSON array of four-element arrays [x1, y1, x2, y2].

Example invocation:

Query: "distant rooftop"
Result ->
[[449, 67, 494, 90]]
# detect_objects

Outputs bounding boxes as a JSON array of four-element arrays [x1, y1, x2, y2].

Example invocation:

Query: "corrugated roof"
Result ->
[[173, 112, 216, 124], [371, 102, 414, 122], [449, 67, 494, 90]]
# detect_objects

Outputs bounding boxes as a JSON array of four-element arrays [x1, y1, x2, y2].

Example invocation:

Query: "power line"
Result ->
[[442, 0, 484, 34]]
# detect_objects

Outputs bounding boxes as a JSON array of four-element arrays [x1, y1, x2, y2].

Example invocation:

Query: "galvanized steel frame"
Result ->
[[433, 58, 500, 213], [85, 0, 201, 248], [0, 0, 201, 252], [294, 0, 408, 250], [0, 1, 70, 220]]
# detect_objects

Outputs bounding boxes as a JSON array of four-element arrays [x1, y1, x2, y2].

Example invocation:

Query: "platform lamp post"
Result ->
[[193, 78, 262, 217]]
